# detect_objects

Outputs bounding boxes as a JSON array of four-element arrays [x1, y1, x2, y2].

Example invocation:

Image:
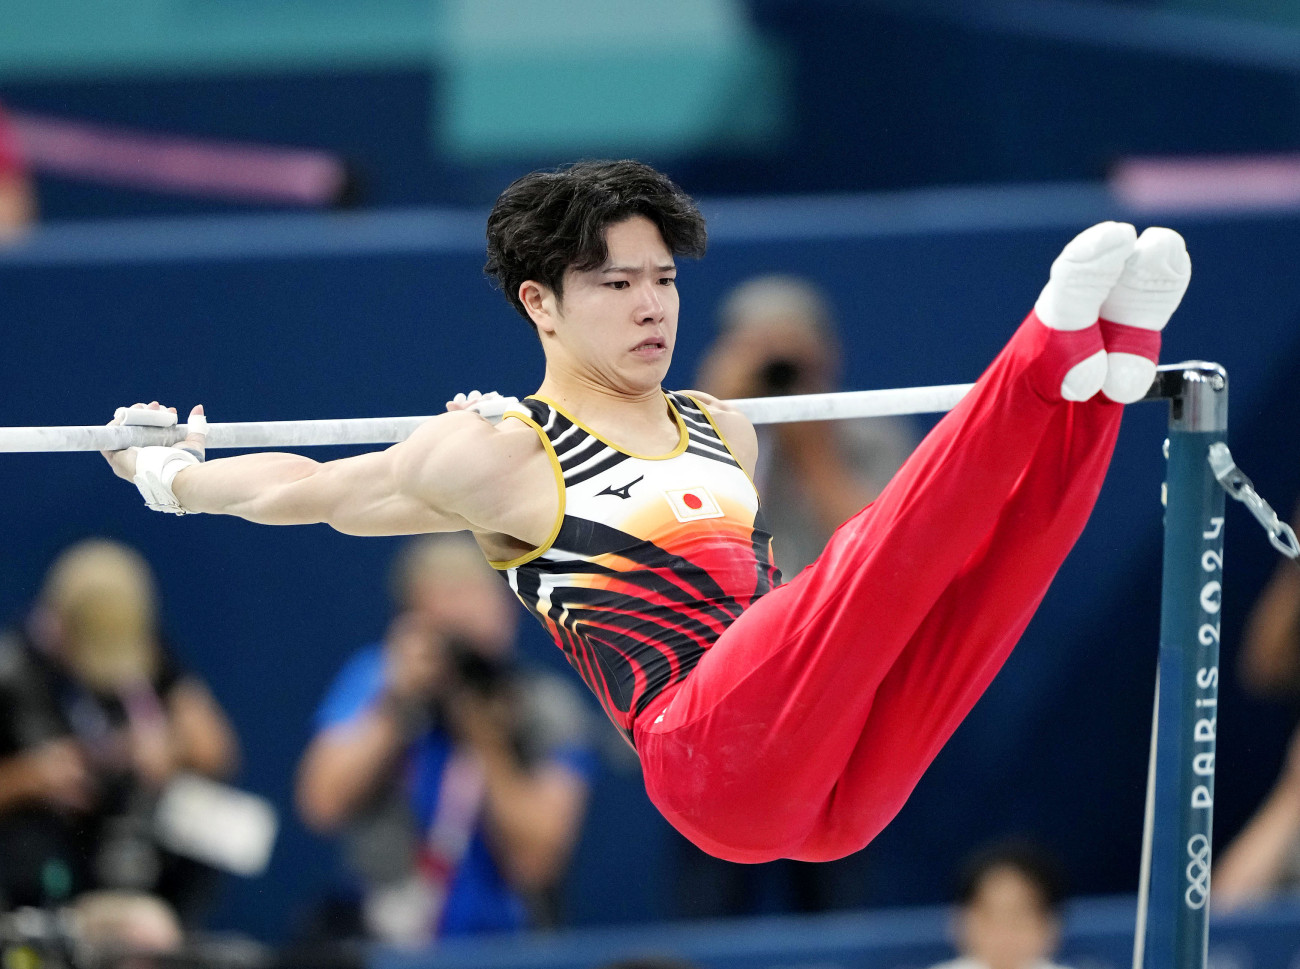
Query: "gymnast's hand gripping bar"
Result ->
[[0, 383, 980, 453]]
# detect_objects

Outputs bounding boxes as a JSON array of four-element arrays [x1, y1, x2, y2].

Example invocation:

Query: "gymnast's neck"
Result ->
[[534, 369, 681, 455]]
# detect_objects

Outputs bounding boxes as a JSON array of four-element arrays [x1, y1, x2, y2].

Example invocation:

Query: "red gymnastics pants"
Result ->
[[633, 312, 1125, 863]]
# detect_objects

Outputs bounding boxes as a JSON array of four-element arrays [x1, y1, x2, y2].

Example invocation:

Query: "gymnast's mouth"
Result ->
[[631, 337, 668, 352]]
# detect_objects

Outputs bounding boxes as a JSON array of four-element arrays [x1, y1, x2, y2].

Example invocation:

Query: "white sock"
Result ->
[[1034, 221, 1136, 400], [1099, 227, 1192, 404], [1035, 221, 1137, 330]]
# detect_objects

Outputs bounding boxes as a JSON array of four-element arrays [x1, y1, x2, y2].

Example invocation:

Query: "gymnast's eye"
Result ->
[[605, 280, 630, 290], [659, 276, 677, 286]]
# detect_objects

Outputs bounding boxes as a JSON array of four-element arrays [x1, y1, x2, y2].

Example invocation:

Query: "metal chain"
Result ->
[[1207, 442, 1300, 559]]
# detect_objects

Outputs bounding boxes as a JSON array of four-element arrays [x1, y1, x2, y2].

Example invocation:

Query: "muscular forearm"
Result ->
[[172, 452, 327, 523]]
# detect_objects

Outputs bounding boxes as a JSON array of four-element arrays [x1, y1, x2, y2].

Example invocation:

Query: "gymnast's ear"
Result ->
[[519, 279, 558, 335]]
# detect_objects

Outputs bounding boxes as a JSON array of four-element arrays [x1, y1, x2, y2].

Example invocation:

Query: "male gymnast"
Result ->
[[103, 160, 1191, 863]]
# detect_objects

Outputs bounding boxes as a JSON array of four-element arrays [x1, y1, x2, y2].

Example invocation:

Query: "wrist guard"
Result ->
[[133, 446, 202, 515]]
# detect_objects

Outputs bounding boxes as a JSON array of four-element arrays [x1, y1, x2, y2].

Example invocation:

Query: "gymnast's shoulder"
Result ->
[[677, 388, 758, 475]]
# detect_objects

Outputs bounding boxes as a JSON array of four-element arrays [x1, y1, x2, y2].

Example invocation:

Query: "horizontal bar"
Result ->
[[0, 384, 978, 453], [0, 362, 1212, 454], [0, 415, 440, 453], [737, 383, 975, 424]]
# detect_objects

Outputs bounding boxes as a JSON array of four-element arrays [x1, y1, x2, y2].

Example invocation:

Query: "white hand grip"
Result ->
[[121, 406, 179, 428], [467, 395, 521, 423]]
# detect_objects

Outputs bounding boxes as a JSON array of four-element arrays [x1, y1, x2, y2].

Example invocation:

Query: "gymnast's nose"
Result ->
[[634, 280, 665, 325]]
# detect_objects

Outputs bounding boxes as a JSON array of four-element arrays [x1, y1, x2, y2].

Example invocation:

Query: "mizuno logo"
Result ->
[[597, 475, 644, 500]]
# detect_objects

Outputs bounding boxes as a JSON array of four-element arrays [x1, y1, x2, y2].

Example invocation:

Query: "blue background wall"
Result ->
[[3, 186, 1299, 938], [4, 1, 1300, 216]]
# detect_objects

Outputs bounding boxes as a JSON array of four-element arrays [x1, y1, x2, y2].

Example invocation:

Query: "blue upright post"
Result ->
[[1135, 364, 1229, 969]]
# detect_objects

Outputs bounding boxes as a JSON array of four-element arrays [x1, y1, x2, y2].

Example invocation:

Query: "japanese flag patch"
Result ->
[[663, 487, 724, 523]]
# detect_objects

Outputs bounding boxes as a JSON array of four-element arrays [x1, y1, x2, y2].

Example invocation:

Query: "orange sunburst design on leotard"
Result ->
[[503, 393, 781, 740]]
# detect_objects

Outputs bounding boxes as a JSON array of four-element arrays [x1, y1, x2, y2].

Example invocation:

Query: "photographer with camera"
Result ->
[[697, 276, 917, 577], [295, 535, 594, 945], [0, 539, 240, 925]]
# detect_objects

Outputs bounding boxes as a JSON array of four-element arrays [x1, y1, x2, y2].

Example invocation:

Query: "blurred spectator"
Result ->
[[675, 275, 917, 916], [0, 100, 36, 239], [696, 274, 916, 576], [1214, 725, 1300, 910], [1236, 502, 1300, 697], [0, 539, 241, 923], [1213, 516, 1300, 910], [70, 890, 185, 956], [295, 534, 595, 945], [931, 841, 1070, 969]]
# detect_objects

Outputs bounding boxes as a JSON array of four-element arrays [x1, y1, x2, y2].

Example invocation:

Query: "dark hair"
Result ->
[[955, 839, 1067, 916], [484, 160, 707, 325]]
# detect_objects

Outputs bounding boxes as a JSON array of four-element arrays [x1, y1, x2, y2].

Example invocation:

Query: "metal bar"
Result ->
[[1135, 363, 1228, 969], [0, 361, 1218, 454], [0, 384, 980, 453], [1133, 670, 1160, 969]]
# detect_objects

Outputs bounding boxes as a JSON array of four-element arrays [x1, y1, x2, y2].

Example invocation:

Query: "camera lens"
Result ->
[[760, 360, 801, 394]]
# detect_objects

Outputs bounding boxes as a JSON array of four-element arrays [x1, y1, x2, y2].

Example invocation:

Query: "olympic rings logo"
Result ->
[[1185, 834, 1211, 910]]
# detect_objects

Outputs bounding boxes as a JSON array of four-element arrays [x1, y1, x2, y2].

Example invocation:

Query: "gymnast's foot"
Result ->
[[1098, 227, 1192, 404], [1033, 221, 1137, 401]]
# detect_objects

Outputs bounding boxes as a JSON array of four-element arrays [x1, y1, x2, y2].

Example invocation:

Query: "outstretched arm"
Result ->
[[103, 403, 500, 536]]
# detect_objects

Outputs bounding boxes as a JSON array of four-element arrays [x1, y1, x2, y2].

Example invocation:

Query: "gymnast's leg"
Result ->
[[796, 231, 1196, 854], [793, 397, 1122, 859], [779, 229, 1194, 857], [791, 229, 1193, 856], [636, 224, 1188, 862]]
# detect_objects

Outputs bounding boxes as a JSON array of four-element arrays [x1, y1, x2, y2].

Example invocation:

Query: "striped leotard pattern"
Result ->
[[495, 392, 781, 741]]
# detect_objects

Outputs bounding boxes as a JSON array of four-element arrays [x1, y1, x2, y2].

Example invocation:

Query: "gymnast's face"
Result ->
[[527, 215, 679, 396]]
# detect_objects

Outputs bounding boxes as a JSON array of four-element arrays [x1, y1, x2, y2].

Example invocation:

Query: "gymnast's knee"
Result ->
[[786, 783, 905, 861], [676, 811, 873, 865], [645, 776, 818, 863], [670, 817, 808, 865]]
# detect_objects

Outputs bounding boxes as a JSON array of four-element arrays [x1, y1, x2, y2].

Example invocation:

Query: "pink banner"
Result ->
[[11, 111, 349, 206]]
